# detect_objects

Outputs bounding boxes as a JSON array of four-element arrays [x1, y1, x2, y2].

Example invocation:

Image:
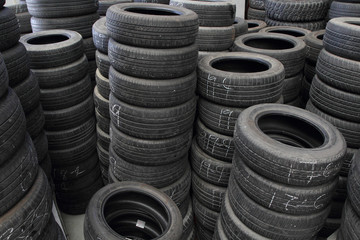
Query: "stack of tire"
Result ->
[[105, 3, 198, 239], [92, 17, 111, 184], [214, 104, 346, 239], [20, 29, 103, 215], [329, 0, 360, 19], [264, 0, 329, 31], [1, 6, 51, 179], [232, 32, 306, 106], [338, 149, 360, 239], [305, 17, 360, 236], [248, 0, 265, 21], [0, 50, 60, 239], [98, 0, 132, 16], [169, 0, 236, 59], [301, 29, 325, 107], [194, 52, 285, 239], [26, 0, 100, 83], [7, 1, 32, 34], [246, 19, 267, 33]]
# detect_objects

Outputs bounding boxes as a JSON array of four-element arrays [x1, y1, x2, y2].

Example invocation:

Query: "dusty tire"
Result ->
[[305, 30, 325, 63], [92, 17, 108, 54], [265, 17, 326, 31], [246, 19, 267, 33], [347, 150, 360, 216], [0, 54, 9, 99], [247, 7, 265, 21], [233, 17, 248, 37], [196, 26, 235, 51], [0, 7, 20, 51], [259, 26, 311, 40], [95, 50, 110, 78], [329, 1, 360, 19]]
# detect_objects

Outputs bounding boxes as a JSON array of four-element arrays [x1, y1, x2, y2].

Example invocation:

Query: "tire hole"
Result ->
[[248, 22, 259, 28], [124, 7, 181, 16], [244, 38, 295, 50], [27, 35, 69, 45], [266, 29, 305, 38], [211, 58, 269, 73], [317, 34, 324, 40]]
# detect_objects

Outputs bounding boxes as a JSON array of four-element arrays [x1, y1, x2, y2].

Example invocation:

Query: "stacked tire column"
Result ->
[[247, 0, 265, 21], [329, 0, 360, 19], [105, 3, 198, 239], [264, 0, 329, 31], [0, 7, 51, 179], [26, 0, 100, 83], [7, 1, 32, 34], [305, 17, 360, 235], [194, 52, 285, 239], [20, 30, 103, 215], [214, 104, 346, 239]]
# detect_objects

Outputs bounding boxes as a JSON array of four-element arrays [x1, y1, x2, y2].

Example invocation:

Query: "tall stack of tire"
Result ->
[[329, 0, 360, 19], [97, 0, 132, 16], [105, 3, 198, 239], [305, 17, 360, 236], [264, 0, 329, 31], [301, 29, 325, 107], [0, 50, 59, 239], [248, 0, 265, 21], [20, 29, 103, 215], [92, 17, 111, 184], [26, 0, 100, 83], [169, 0, 237, 59], [194, 52, 285, 239], [338, 149, 360, 239], [0, 6, 52, 180], [214, 104, 346, 239], [232, 32, 306, 106], [7, 1, 32, 34]]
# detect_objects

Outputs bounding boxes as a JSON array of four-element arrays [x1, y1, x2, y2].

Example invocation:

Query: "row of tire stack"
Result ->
[[193, 49, 285, 239], [105, 3, 198, 239], [214, 103, 347, 239], [264, 0, 329, 31], [0, 19, 60, 240], [7, 0, 32, 34], [232, 30, 306, 106], [26, 0, 100, 83], [305, 17, 360, 237], [338, 149, 360, 239], [20, 29, 103, 215], [247, 0, 265, 21], [329, 0, 360, 19]]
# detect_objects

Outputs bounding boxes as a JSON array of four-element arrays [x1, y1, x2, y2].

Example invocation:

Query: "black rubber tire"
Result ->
[[265, 0, 329, 22], [169, 0, 235, 27], [190, 140, 232, 187], [192, 172, 226, 212], [107, 3, 199, 48], [195, 119, 234, 162], [0, 134, 38, 215], [7, 1, 28, 13], [97, 142, 109, 183], [282, 72, 303, 103], [285, 96, 302, 107], [95, 68, 110, 98], [228, 176, 331, 239], [13, 71, 40, 114], [259, 26, 311, 40], [40, 75, 92, 111], [0, 54, 9, 99], [83, 37, 96, 60], [339, 148, 357, 177], [17, 12, 32, 34], [0, 7, 20, 51], [43, 95, 94, 131], [304, 60, 316, 82], [110, 123, 192, 166], [329, 1, 360, 19], [192, 196, 219, 232], [198, 50, 229, 62], [84, 182, 183, 240], [97, 123, 110, 151], [95, 50, 110, 78], [232, 33, 306, 78], [88, 59, 97, 83], [109, 94, 196, 139], [109, 147, 188, 188], [233, 17, 248, 37], [38, 215, 58, 240], [247, 7, 265, 21], [196, 26, 235, 51], [26, 103, 46, 139], [197, 52, 285, 106], [306, 100, 360, 149], [234, 103, 346, 186], [347, 149, 360, 216], [246, 19, 267, 33], [213, 219, 228, 240], [97, 0, 132, 15], [31, 55, 89, 89], [96, 108, 110, 134], [305, 30, 325, 63], [20, 30, 84, 69], [233, 157, 338, 215], [39, 153, 52, 181], [31, 13, 100, 38], [109, 67, 196, 108], [33, 130, 49, 163], [94, 86, 109, 118], [27, 0, 98, 18], [316, 49, 360, 94], [1, 42, 30, 87], [339, 200, 360, 240], [310, 74, 360, 122], [92, 17, 108, 53], [108, 39, 198, 79], [181, 200, 194, 239], [0, 169, 52, 240], [0, 89, 27, 165], [265, 17, 326, 31], [134, 0, 170, 3], [195, 222, 214, 240], [323, 17, 360, 62], [249, 0, 265, 9]]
